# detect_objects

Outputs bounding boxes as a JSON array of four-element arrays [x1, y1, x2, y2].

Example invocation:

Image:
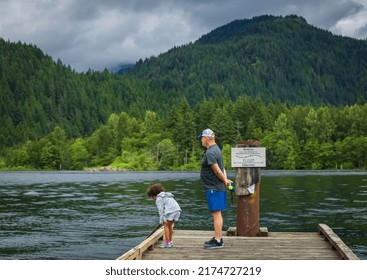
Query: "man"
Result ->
[[198, 128, 231, 249]]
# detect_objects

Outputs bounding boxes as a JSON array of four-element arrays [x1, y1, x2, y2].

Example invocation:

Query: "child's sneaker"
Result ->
[[164, 242, 173, 248], [159, 241, 173, 248]]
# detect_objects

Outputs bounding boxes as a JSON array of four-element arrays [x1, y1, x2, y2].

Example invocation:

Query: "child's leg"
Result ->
[[164, 220, 175, 243]]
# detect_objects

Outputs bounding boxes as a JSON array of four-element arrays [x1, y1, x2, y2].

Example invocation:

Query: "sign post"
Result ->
[[231, 141, 265, 236]]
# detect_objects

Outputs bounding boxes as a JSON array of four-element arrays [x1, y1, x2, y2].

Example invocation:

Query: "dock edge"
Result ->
[[318, 223, 359, 260]]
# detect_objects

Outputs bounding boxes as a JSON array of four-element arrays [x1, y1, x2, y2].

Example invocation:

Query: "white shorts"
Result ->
[[163, 210, 181, 222]]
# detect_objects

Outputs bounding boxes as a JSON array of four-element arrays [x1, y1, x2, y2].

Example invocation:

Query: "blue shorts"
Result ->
[[206, 190, 227, 212]]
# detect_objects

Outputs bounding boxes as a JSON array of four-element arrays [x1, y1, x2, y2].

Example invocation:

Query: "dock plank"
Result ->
[[117, 224, 358, 260], [141, 229, 343, 260]]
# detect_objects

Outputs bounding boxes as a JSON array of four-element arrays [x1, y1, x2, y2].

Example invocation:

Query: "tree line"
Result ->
[[2, 14, 367, 170], [2, 96, 366, 171], [2, 15, 367, 152]]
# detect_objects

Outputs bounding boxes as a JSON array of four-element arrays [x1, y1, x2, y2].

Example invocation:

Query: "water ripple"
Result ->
[[0, 171, 366, 260]]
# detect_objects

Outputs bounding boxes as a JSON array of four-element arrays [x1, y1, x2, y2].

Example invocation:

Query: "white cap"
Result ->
[[197, 128, 215, 138]]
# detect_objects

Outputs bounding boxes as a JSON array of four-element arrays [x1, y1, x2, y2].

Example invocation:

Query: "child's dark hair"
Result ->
[[146, 183, 164, 197]]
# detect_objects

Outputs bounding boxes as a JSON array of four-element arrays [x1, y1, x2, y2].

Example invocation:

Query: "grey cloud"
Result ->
[[1, 0, 366, 71]]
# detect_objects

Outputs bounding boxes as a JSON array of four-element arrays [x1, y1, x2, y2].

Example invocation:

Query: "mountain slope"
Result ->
[[1, 15, 367, 150], [0, 39, 146, 148], [127, 15, 367, 105]]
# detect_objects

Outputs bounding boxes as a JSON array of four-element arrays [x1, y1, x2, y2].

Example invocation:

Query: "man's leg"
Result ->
[[211, 210, 223, 240]]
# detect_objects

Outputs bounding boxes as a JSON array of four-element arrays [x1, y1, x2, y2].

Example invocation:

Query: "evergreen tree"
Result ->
[[262, 113, 299, 169], [168, 99, 196, 165]]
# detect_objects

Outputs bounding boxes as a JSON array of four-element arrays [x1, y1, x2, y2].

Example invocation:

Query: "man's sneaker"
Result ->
[[205, 237, 224, 245], [204, 237, 215, 245], [204, 238, 224, 249]]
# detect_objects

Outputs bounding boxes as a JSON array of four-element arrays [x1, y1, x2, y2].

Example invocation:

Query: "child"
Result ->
[[146, 183, 181, 248]]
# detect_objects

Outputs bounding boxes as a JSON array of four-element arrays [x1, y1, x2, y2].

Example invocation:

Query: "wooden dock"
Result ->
[[117, 224, 359, 260]]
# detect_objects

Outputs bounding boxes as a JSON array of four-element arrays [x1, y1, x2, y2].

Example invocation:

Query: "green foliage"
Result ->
[[167, 99, 197, 166], [129, 15, 367, 107], [262, 113, 299, 169], [69, 138, 89, 170], [86, 125, 117, 167], [1, 15, 367, 170], [3, 100, 367, 171]]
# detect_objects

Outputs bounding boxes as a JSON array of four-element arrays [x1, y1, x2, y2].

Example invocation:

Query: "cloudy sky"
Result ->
[[1, 0, 367, 72]]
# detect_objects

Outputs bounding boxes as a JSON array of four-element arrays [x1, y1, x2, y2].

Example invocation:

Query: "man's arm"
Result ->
[[211, 163, 231, 187]]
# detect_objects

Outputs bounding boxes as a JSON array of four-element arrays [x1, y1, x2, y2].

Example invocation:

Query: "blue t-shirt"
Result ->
[[200, 144, 226, 191]]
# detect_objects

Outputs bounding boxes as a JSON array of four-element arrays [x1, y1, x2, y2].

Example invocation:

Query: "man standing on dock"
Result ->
[[198, 128, 231, 249]]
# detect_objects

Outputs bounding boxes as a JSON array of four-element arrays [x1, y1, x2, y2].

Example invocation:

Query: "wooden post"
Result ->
[[235, 141, 261, 236]]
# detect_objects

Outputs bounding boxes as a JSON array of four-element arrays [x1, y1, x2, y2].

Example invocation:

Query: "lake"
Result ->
[[0, 170, 366, 260]]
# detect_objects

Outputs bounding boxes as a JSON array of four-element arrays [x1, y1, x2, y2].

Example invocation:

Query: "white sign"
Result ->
[[231, 147, 266, 167]]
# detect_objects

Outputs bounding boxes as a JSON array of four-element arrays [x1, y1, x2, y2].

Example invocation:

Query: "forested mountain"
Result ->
[[0, 39, 151, 148], [129, 15, 367, 106], [1, 15, 367, 171]]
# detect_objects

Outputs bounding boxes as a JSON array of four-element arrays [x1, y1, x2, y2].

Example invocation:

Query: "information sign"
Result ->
[[231, 147, 266, 167]]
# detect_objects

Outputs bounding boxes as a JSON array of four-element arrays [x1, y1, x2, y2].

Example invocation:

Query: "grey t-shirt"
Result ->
[[200, 144, 226, 191]]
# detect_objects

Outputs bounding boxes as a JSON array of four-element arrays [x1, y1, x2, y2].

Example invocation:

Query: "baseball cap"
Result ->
[[197, 128, 215, 139]]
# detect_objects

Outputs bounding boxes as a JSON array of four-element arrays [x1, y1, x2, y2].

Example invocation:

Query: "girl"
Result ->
[[146, 183, 181, 248]]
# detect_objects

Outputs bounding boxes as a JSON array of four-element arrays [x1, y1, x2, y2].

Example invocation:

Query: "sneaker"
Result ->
[[164, 242, 173, 248], [204, 237, 215, 245], [204, 238, 224, 249], [159, 242, 173, 248], [205, 237, 224, 245]]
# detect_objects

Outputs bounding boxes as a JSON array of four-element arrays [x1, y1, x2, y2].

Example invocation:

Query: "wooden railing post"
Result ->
[[232, 140, 264, 237]]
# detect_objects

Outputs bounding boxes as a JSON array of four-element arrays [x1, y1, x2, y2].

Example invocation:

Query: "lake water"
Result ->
[[0, 170, 366, 260]]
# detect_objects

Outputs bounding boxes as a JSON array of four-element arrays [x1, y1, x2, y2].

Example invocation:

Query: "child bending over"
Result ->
[[146, 183, 181, 248]]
